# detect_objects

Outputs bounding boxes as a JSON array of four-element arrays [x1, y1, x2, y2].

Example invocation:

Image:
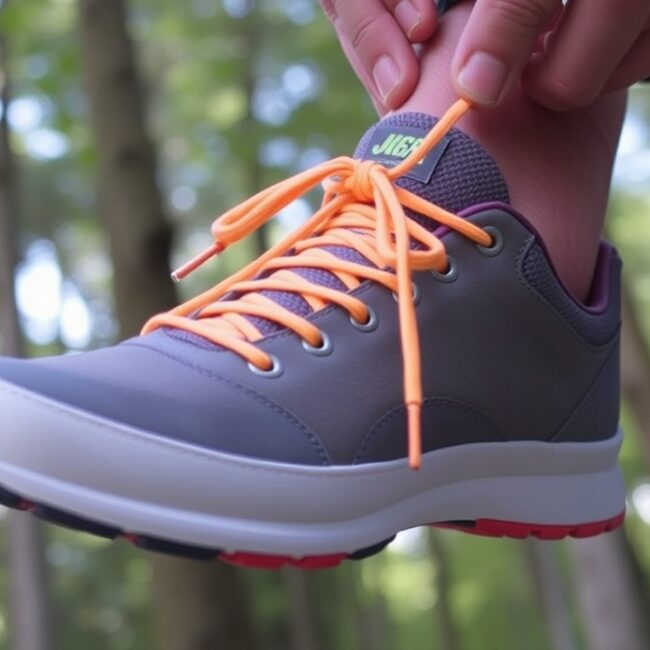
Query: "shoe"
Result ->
[[0, 100, 625, 569]]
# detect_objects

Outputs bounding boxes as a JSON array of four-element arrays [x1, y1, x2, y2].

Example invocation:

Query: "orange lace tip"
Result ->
[[407, 403, 422, 470], [171, 241, 225, 282]]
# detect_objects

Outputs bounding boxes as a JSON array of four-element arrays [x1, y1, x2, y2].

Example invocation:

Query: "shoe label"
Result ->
[[363, 126, 452, 184]]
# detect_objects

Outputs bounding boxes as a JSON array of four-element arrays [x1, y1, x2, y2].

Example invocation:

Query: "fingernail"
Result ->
[[458, 51, 508, 105], [395, 0, 421, 37], [373, 55, 401, 103]]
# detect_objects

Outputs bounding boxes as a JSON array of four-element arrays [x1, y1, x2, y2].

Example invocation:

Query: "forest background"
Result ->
[[0, 1, 649, 649]]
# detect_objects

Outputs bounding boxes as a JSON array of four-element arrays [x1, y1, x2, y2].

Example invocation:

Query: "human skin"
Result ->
[[323, 1, 630, 301], [320, 0, 650, 111]]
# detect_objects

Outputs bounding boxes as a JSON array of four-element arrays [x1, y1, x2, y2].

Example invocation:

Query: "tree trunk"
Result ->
[[358, 591, 391, 650], [78, 0, 175, 338], [239, 0, 268, 254], [524, 541, 577, 650], [78, 2, 256, 648], [283, 568, 320, 650], [568, 276, 650, 650], [0, 11, 22, 359], [570, 530, 648, 650], [0, 12, 53, 650], [428, 530, 458, 650], [621, 281, 650, 468], [5, 516, 52, 650], [152, 560, 256, 650]]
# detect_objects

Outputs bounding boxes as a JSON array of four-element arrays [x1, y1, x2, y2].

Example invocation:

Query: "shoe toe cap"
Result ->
[[0, 343, 328, 466]]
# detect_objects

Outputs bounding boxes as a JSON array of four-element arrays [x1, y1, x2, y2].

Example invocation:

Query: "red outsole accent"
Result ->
[[109, 512, 627, 569], [120, 529, 346, 569], [433, 511, 625, 540], [17, 498, 35, 512], [220, 551, 347, 570]]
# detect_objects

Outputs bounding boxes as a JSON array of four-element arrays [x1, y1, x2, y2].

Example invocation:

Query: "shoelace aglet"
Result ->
[[171, 241, 225, 282], [407, 403, 422, 470]]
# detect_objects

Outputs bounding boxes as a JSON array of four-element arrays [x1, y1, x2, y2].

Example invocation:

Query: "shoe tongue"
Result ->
[[354, 111, 509, 224]]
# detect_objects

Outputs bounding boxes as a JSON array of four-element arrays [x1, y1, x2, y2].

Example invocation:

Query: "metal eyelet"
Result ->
[[430, 255, 458, 283], [302, 331, 333, 357], [247, 355, 283, 378], [392, 282, 421, 306], [476, 226, 504, 257], [349, 306, 379, 332]]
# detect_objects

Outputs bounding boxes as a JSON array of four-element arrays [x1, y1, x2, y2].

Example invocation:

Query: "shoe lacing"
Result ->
[[143, 99, 492, 470]]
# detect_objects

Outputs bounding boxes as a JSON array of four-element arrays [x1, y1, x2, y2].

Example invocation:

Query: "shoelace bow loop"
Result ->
[[143, 99, 492, 469]]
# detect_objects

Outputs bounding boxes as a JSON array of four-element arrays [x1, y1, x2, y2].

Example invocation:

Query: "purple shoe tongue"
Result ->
[[354, 111, 509, 228], [170, 113, 510, 344]]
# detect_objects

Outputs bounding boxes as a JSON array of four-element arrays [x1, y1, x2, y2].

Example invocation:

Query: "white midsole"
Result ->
[[0, 380, 626, 555]]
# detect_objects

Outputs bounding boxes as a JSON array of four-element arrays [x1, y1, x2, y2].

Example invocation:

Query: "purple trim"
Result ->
[[585, 244, 614, 314], [437, 201, 614, 315]]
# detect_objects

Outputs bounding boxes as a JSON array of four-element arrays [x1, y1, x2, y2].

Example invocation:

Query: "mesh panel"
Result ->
[[520, 243, 619, 345]]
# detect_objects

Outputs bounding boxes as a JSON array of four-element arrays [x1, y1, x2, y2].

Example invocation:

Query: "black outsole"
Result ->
[[348, 536, 396, 560], [0, 485, 28, 509], [126, 533, 219, 561], [33, 503, 121, 540], [444, 519, 476, 529], [0, 482, 394, 567]]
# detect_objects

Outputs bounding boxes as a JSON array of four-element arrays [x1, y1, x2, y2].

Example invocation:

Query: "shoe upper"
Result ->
[[0, 112, 622, 467]]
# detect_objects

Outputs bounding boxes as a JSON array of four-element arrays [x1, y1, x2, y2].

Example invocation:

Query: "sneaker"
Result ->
[[0, 101, 625, 569]]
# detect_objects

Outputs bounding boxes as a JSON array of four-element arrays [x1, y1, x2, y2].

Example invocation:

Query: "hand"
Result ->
[[321, 0, 650, 112], [319, 0, 438, 110], [452, 0, 650, 109]]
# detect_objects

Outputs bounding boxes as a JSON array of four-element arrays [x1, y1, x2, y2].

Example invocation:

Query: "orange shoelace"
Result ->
[[143, 98, 492, 469]]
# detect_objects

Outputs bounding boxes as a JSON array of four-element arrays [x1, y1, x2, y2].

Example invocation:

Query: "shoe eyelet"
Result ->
[[392, 282, 421, 306], [349, 306, 378, 333], [430, 255, 458, 283], [302, 331, 333, 357], [247, 355, 283, 378], [476, 226, 504, 257]]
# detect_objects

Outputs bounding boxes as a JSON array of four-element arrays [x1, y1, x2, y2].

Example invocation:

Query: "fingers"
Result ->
[[319, 0, 437, 109], [382, 0, 438, 42], [336, 33, 390, 115], [451, 0, 561, 106], [603, 25, 650, 93], [524, 0, 650, 110]]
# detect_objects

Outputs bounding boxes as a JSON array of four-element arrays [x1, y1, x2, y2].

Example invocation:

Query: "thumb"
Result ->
[[451, 0, 561, 106]]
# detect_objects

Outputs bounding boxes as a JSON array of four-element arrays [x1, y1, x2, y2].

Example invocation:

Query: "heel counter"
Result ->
[[519, 240, 622, 346], [553, 338, 620, 443], [553, 248, 622, 443]]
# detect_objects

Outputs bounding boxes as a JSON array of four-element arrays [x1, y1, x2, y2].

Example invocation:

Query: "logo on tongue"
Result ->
[[364, 126, 451, 185]]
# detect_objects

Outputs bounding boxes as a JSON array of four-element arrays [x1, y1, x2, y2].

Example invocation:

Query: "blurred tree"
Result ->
[[0, 4, 22, 358], [0, 7, 53, 649], [77, 0, 256, 648], [78, 0, 175, 338], [428, 530, 458, 650], [0, 0, 647, 647], [283, 568, 320, 650], [152, 560, 257, 650], [622, 283, 650, 468], [570, 531, 648, 650], [525, 542, 576, 650]]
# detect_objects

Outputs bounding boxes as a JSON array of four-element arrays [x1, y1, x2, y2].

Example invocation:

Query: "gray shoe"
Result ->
[[0, 109, 625, 569]]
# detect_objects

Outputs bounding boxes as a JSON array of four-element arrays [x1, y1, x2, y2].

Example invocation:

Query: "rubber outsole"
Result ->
[[0, 482, 625, 569]]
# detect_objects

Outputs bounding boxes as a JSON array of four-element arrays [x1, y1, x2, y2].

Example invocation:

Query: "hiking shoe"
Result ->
[[0, 101, 625, 569]]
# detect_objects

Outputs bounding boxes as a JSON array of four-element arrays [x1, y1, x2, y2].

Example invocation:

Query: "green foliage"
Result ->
[[1, 1, 650, 649]]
